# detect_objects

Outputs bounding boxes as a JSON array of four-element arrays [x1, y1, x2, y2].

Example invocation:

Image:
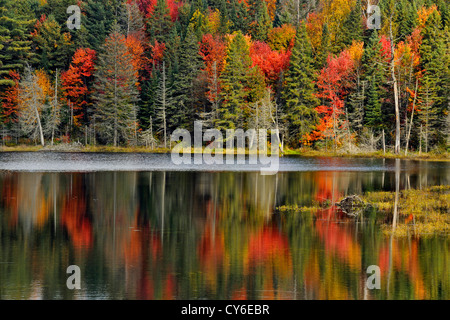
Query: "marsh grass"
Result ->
[[364, 186, 450, 237]]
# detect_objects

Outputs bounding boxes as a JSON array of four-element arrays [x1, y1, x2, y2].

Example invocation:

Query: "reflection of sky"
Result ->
[[0, 152, 449, 174]]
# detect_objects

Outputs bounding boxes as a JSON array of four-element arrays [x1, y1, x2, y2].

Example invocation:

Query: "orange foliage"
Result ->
[[306, 12, 324, 50], [61, 48, 96, 127], [0, 71, 20, 123], [417, 4, 438, 29], [249, 41, 291, 84], [267, 24, 296, 51]]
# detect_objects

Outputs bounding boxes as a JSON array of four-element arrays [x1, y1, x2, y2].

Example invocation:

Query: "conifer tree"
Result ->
[[282, 22, 319, 147], [362, 30, 386, 130], [147, 0, 173, 43], [0, 0, 34, 87], [418, 10, 447, 149], [170, 24, 203, 130], [92, 24, 139, 147], [218, 31, 254, 130]]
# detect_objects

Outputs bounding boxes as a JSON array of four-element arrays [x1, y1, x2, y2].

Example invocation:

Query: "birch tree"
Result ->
[[18, 67, 45, 146]]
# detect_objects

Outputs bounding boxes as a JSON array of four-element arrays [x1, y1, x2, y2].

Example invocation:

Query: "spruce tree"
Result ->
[[338, 0, 363, 50], [92, 24, 139, 147], [418, 10, 447, 149], [84, 0, 116, 52], [0, 0, 34, 87], [170, 24, 203, 130], [282, 22, 319, 147], [147, 0, 173, 43], [362, 30, 386, 131], [218, 31, 253, 130]]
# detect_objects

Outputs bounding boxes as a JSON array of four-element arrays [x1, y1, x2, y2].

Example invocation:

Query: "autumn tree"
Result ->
[[61, 48, 96, 129], [17, 67, 46, 146], [92, 25, 140, 147], [313, 51, 354, 150]]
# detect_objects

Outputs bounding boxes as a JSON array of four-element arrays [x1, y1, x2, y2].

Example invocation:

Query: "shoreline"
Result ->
[[0, 145, 449, 161]]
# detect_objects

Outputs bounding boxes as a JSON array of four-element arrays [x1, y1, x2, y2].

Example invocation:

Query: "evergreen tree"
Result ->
[[229, 0, 249, 33], [218, 31, 254, 130], [362, 30, 386, 130], [84, 0, 117, 52], [315, 23, 331, 69], [0, 0, 34, 87], [251, 1, 272, 41], [31, 15, 74, 72], [92, 24, 139, 147], [282, 22, 319, 147], [147, 0, 173, 43], [418, 10, 447, 148], [170, 24, 203, 130], [338, 0, 363, 50]]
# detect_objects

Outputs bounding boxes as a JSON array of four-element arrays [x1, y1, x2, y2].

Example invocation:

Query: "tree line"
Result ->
[[0, 0, 448, 154]]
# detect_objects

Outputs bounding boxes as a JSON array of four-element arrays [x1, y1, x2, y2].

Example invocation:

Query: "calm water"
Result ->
[[0, 153, 449, 300]]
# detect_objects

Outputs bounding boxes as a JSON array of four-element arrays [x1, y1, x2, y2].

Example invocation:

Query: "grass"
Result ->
[[364, 185, 450, 237], [1, 144, 449, 161], [276, 185, 450, 238]]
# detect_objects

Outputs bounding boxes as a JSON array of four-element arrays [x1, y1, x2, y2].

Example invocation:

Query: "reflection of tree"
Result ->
[[0, 168, 449, 300]]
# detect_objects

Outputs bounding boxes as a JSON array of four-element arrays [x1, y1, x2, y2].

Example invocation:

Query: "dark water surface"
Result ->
[[0, 153, 448, 299]]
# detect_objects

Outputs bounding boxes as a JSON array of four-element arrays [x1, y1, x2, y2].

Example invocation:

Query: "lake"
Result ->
[[0, 152, 449, 299]]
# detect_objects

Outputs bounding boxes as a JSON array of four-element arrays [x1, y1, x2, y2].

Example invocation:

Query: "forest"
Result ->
[[0, 0, 448, 154]]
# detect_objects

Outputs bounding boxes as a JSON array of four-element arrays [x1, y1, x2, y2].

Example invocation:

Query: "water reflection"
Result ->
[[0, 159, 449, 300]]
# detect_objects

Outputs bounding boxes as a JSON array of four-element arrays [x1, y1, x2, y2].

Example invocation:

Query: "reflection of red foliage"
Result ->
[[247, 227, 289, 263], [1, 175, 19, 226], [198, 226, 224, 269], [315, 217, 361, 269], [61, 186, 92, 250]]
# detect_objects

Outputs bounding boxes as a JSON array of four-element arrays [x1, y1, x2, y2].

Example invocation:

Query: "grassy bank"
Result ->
[[1, 144, 449, 161]]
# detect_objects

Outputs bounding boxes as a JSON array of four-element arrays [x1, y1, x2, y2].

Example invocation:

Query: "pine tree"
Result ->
[[315, 23, 331, 69], [155, 62, 173, 149], [418, 10, 447, 149], [229, 0, 249, 33], [362, 30, 386, 131], [0, 0, 34, 87], [282, 22, 319, 147], [92, 24, 139, 147], [218, 31, 254, 130], [170, 24, 203, 130], [147, 0, 173, 43], [84, 0, 117, 52], [248, 0, 272, 41], [338, 0, 363, 50], [31, 15, 74, 72]]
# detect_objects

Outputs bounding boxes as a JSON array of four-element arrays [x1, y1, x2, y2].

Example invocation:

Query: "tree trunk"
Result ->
[[405, 79, 418, 156], [390, 15, 401, 154]]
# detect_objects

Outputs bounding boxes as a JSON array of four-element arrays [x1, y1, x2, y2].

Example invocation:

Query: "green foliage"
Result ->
[[0, 0, 34, 87], [282, 23, 319, 147], [92, 24, 139, 147]]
